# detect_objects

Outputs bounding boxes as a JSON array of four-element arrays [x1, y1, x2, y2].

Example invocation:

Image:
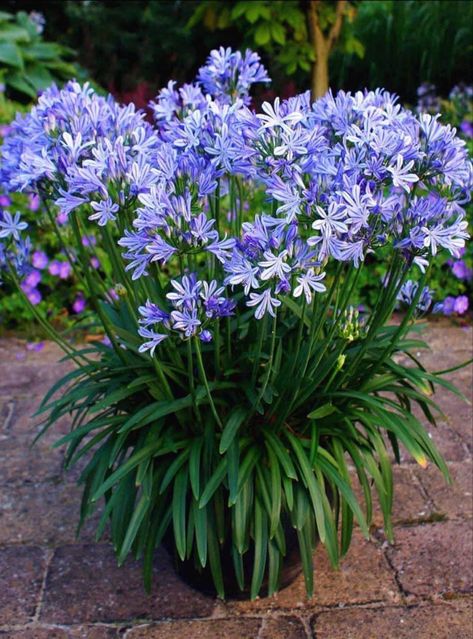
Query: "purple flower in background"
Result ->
[[82, 235, 97, 247], [24, 269, 41, 288], [26, 341, 45, 352], [90, 256, 100, 269], [28, 194, 40, 211], [396, 280, 433, 313], [442, 296, 456, 315], [452, 260, 472, 280], [48, 260, 71, 279], [0, 194, 11, 207], [72, 294, 87, 314], [454, 295, 469, 314], [32, 250, 48, 269], [0, 125, 11, 138], [29, 11, 46, 35], [26, 288, 42, 305], [107, 288, 119, 302], [459, 121, 473, 138], [56, 212, 68, 225]]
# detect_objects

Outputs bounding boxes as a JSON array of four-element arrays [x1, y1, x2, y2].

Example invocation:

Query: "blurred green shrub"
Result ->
[[331, 0, 473, 101], [0, 10, 78, 100]]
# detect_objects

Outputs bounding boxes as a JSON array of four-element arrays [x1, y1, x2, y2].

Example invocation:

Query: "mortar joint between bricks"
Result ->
[[256, 615, 269, 639], [298, 613, 316, 639], [381, 543, 410, 602], [33, 547, 55, 623], [1, 399, 16, 431]]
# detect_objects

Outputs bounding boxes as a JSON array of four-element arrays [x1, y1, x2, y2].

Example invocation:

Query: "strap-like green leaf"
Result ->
[[219, 406, 247, 453]]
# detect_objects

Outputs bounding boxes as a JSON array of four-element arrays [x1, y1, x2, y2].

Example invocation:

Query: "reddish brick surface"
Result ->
[[0, 627, 121, 638], [313, 599, 473, 639], [0, 362, 73, 399], [0, 325, 471, 637], [387, 520, 473, 598], [415, 461, 473, 519], [227, 533, 400, 615], [124, 618, 262, 638], [0, 546, 46, 624], [0, 481, 99, 545], [40, 544, 215, 623], [353, 466, 432, 527], [260, 615, 308, 639]]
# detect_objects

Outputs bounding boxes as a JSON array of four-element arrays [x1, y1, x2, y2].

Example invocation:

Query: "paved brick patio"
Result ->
[[0, 322, 472, 638]]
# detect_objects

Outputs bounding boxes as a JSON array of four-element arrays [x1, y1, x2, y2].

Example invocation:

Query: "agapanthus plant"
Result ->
[[1, 48, 472, 600]]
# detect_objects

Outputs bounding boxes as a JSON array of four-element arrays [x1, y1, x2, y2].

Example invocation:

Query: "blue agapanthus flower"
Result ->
[[1, 47, 471, 357]]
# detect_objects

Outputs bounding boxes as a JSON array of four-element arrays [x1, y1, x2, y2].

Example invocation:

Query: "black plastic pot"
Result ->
[[163, 520, 313, 599]]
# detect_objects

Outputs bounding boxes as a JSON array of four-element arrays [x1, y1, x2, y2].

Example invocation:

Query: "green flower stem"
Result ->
[[251, 313, 267, 385], [236, 177, 244, 235], [70, 213, 127, 364], [214, 319, 221, 377], [256, 310, 278, 405], [40, 195, 82, 283], [275, 263, 343, 422], [186, 338, 200, 424], [226, 315, 232, 363], [246, 310, 278, 427], [362, 266, 431, 383], [276, 296, 306, 404], [101, 225, 134, 298], [337, 258, 409, 387], [194, 337, 222, 428], [100, 224, 139, 322]]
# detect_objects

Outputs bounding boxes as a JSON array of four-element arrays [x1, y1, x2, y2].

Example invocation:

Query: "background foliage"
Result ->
[[3, 0, 472, 102], [0, 9, 78, 100]]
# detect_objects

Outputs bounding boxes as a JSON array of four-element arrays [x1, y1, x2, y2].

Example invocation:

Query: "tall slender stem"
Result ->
[[194, 337, 222, 428]]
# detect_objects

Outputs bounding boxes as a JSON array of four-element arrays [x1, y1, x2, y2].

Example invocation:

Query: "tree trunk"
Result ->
[[312, 43, 329, 99], [307, 0, 346, 102]]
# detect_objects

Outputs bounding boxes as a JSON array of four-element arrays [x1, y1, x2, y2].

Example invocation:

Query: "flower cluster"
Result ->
[[1, 80, 159, 223], [197, 47, 270, 105], [0, 210, 30, 283], [138, 274, 235, 351], [396, 280, 435, 315], [1, 48, 471, 354]]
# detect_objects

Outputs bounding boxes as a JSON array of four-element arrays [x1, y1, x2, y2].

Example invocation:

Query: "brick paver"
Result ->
[[312, 600, 473, 639], [0, 323, 471, 638]]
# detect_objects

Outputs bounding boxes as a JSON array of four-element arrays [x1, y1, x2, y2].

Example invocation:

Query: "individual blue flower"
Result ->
[[386, 155, 419, 192], [88, 198, 119, 226], [199, 329, 213, 343], [247, 289, 281, 320], [171, 309, 201, 337], [0, 211, 28, 241], [311, 203, 349, 237], [293, 269, 327, 304], [138, 300, 170, 327], [138, 327, 168, 356], [258, 249, 291, 281], [167, 275, 202, 310]]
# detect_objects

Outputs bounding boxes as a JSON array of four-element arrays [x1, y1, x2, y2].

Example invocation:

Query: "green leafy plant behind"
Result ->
[[0, 10, 77, 100]]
